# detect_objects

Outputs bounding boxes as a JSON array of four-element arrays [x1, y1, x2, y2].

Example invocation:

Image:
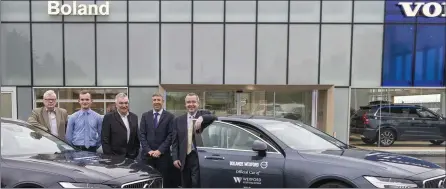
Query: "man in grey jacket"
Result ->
[[28, 90, 68, 140]]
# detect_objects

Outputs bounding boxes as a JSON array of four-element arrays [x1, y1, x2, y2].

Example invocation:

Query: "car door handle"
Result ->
[[204, 156, 225, 160]]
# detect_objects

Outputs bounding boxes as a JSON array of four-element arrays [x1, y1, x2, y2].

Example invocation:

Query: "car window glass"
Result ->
[[222, 121, 280, 152], [416, 108, 437, 118], [250, 119, 344, 151], [200, 122, 276, 152], [1, 123, 74, 157]]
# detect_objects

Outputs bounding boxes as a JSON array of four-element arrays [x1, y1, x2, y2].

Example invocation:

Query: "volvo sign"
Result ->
[[398, 2, 446, 18], [48, 1, 110, 16]]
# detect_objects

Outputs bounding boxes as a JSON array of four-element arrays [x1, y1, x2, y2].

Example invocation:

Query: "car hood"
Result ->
[[298, 148, 443, 177], [3, 150, 160, 183]]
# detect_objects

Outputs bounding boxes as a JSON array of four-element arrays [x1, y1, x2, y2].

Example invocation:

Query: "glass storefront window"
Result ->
[[165, 90, 313, 126], [349, 88, 446, 149], [33, 88, 128, 115]]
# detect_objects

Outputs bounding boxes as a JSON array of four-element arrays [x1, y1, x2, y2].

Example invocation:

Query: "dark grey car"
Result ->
[[351, 104, 446, 146], [193, 115, 446, 188], [1, 118, 162, 188]]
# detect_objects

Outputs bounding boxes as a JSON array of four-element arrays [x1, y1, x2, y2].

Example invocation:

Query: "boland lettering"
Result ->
[[398, 2, 446, 18], [48, 1, 110, 16]]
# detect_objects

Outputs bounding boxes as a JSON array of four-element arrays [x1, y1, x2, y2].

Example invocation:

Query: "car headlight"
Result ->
[[364, 176, 418, 188], [59, 182, 111, 188]]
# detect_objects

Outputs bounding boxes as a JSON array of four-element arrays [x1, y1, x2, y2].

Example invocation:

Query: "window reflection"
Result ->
[[34, 88, 127, 115]]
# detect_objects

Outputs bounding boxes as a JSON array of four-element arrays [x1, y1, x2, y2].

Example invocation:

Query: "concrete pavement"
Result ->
[[349, 135, 446, 155]]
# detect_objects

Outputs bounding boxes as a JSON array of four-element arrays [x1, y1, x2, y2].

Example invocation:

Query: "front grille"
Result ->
[[121, 177, 163, 188], [423, 175, 445, 188]]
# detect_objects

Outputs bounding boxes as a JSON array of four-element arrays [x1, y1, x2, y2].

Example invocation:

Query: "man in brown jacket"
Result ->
[[28, 90, 69, 140]]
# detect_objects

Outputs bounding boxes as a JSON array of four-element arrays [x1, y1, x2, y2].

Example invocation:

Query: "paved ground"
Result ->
[[349, 135, 446, 155]]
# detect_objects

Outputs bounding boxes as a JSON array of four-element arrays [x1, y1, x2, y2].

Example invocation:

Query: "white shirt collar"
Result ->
[[118, 111, 129, 117], [153, 109, 163, 115], [188, 111, 197, 118]]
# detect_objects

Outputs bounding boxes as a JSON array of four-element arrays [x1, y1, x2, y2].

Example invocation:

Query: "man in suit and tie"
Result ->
[[101, 93, 140, 159], [28, 90, 69, 140], [172, 93, 217, 188], [139, 93, 175, 188]]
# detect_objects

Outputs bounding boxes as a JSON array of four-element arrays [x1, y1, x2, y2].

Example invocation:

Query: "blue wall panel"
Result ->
[[382, 25, 415, 87], [383, 0, 446, 87], [413, 25, 445, 86]]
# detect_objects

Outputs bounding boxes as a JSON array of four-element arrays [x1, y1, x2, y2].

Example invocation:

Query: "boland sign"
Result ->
[[398, 2, 446, 18], [48, 1, 110, 16]]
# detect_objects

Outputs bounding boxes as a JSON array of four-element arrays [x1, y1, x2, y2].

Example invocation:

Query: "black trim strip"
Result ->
[[285, 0, 290, 84], [222, 0, 226, 84], [94, 0, 98, 86], [317, 0, 322, 84], [380, 1, 386, 87], [254, 0, 258, 84], [16, 86, 20, 118], [126, 0, 130, 86], [29, 0, 34, 86], [348, 0, 354, 86], [158, 0, 162, 84], [62, 0, 66, 86], [191, 0, 194, 84], [334, 86, 350, 88]]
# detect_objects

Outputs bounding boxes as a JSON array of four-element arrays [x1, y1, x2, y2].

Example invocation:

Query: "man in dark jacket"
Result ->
[[139, 93, 175, 188], [171, 93, 217, 188], [101, 93, 140, 159]]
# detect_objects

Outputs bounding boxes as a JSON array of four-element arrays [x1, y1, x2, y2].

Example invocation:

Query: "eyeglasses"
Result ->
[[118, 102, 129, 105], [44, 99, 56, 102]]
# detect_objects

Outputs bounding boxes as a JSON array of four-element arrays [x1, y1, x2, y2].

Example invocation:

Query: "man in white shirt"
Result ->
[[101, 93, 140, 159]]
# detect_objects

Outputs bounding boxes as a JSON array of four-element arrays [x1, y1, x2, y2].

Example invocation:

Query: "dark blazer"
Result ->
[[171, 110, 217, 171], [139, 109, 175, 158], [101, 111, 140, 159]]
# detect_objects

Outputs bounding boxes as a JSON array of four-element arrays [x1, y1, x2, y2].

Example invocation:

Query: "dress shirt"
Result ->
[[47, 109, 58, 136], [65, 109, 103, 148], [119, 111, 130, 143], [187, 112, 197, 152], [153, 109, 163, 123]]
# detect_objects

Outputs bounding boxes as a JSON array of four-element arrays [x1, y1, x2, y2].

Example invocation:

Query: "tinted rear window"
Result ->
[[352, 106, 376, 117]]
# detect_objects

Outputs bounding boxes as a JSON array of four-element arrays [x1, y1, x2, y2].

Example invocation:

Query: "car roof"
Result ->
[[219, 115, 304, 124], [1, 118, 30, 126]]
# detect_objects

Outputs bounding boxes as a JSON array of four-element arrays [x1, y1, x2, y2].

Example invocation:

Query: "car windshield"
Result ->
[[1, 121, 75, 157], [252, 119, 348, 151]]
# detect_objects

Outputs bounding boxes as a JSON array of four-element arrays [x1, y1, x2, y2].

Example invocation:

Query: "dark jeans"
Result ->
[[74, 145, 98, 153]]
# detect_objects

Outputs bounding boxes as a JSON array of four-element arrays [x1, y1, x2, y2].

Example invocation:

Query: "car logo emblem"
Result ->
[[438, 178, 445, 188], [260, 162, 268, 169]]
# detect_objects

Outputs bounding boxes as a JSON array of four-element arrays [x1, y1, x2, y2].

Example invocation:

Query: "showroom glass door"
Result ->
[[1, 87, 17, 119], [235, 91, 274, 116]]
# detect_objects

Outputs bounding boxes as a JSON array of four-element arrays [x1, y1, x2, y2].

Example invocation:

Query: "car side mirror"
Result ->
[[252, 140, 267, 152]]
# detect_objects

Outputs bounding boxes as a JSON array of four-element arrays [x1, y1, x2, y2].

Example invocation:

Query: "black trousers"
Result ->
[[146, 154, 173, 188], [73, 145, 98, 153], [181, 151, 200, 188]]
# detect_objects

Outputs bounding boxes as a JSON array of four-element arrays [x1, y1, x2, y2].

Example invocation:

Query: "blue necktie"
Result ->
[[153, 112, 159, 128]]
